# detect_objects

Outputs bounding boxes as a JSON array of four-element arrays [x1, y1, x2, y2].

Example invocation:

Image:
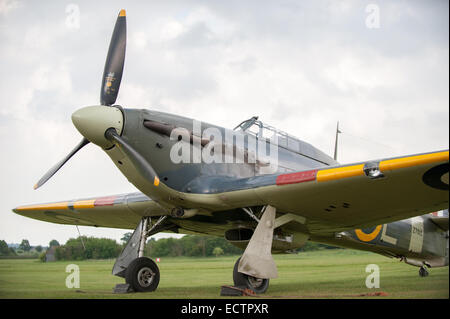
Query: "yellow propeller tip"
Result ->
[[33, 184, 38, 190], [119, 9, 126, 17]]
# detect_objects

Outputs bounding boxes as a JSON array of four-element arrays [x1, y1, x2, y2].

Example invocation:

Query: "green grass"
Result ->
[[0, 249, 448, 299]]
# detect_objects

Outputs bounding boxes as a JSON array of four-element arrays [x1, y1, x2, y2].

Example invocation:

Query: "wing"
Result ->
[[13, 192, 168, 229], [251, 150, 449, 233]]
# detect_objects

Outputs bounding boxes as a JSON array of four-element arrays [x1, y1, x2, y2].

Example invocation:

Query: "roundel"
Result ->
[[355, 225, 382, 242], [423, 163, 449, 191]]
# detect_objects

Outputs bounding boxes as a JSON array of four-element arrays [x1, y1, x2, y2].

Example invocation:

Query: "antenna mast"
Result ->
[[333, 121, 341, 161]]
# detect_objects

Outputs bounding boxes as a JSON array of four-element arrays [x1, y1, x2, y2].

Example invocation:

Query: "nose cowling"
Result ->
[[72, 105, 124, 149]]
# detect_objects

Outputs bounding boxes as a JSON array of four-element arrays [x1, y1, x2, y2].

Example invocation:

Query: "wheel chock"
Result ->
[[220, 285, 257, 297], [113, 283, 134, 294]]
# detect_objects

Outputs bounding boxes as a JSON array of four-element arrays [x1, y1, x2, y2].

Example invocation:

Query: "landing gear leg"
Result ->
[[419, 265, 429, 277], [112, 216, 167, 292], [234, 205, 278, 294]]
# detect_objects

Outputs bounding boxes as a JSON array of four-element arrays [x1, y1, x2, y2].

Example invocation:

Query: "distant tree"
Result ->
[[19, 239, 31, 252], [55, 236, 122, 260], [212, 247, 224, 257], [0, 240, 8, 254], [121, 232, 132, 244], [35, 245, 43, 253], [49, 240, 60, 247], [39, 251, 46, 262], [0, 240, 14, 256], [199, 238, 206, 257]]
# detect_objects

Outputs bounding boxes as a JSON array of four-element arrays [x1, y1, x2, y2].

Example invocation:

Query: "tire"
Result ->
[[125, 257, 160, 292], [233, 257, 269, 294], [419, 266, 429, 277]]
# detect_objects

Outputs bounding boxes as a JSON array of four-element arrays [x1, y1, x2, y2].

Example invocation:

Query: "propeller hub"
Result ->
[[72, 105, 123, 148]]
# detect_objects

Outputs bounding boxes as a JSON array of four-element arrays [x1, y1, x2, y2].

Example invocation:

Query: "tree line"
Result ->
[[1, 234, 339, 261], [145, 235, 243, 257], [53, 237, 122, 261], [51, 235, 243, 261], [139, 235, 339, 258], [0, 239, 50, 258]]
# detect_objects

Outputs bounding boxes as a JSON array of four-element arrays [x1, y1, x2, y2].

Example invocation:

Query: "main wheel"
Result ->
[[419, 266, 429, 277], [125, 257, 160, 292], [233, 257, 269, 294]]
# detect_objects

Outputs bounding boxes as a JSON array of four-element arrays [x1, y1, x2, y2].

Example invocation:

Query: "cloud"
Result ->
[[0, 0, 20, 15]]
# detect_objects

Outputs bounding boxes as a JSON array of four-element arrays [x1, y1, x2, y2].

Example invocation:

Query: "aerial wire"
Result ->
[[76, 225, 86, 251]]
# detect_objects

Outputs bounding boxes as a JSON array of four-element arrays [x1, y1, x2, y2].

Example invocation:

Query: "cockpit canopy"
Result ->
[[234, 116, 336, 166]]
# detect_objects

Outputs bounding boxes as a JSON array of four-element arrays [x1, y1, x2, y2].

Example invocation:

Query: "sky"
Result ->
[[0, 0, 448, 247]]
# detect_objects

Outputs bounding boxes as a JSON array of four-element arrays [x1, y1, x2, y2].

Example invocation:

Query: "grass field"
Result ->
[[0, 249, 448, 299]]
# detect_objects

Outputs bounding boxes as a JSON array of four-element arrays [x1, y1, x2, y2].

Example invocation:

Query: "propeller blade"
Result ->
[[100, 9, 127, 106], [36, 11, 127, 190], [105, 128, 159, 186], [34, 138, 90, 190]]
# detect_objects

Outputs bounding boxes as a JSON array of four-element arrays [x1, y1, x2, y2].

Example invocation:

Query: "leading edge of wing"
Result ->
[[13, 192, 146, 212]]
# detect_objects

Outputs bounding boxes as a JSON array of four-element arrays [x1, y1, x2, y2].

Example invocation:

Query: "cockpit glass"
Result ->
[[247, 123, 260, 136], [234, 116, 293, 143], [234, 116, 335, 165]]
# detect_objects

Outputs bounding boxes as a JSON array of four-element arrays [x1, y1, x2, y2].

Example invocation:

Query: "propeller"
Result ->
[[34, 9, 127, 190]]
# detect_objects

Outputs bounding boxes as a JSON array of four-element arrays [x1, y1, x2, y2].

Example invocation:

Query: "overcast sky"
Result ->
[[0, 0, 448, 247]]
